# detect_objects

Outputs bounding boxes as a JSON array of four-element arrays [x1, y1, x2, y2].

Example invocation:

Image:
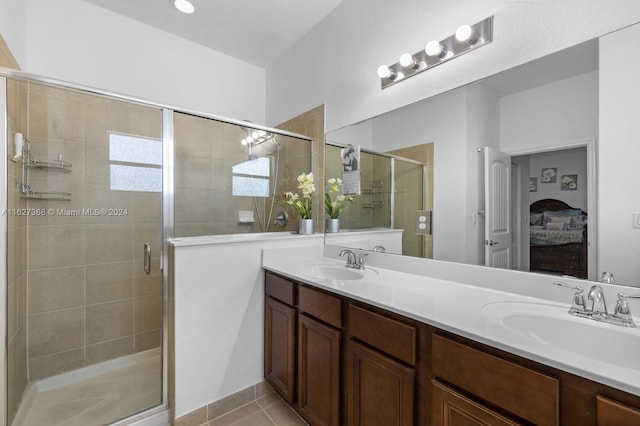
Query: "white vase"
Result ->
[[299, 219, 314, 235], [325, 218, 340, 233]]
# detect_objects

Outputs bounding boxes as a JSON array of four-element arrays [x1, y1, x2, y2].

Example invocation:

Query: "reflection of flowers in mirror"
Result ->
[[281, 172, 315, 219], [325, 178, 355, 219]]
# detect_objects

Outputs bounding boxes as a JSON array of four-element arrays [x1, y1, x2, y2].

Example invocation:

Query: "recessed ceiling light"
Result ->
[[171, 0, 196, 14]]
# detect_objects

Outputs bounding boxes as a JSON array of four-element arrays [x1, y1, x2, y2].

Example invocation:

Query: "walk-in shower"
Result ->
[[1, 70, 313, 425], [326, 142, 433, 258]]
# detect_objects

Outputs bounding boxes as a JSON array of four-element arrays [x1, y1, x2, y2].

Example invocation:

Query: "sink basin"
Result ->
[[482, 301, 640, 369], [309, 265, 366, 281], [295, 261, 380, 284]]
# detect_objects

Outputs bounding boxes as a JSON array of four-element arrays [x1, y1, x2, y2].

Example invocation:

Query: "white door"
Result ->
[[484, 147, 512, 268]]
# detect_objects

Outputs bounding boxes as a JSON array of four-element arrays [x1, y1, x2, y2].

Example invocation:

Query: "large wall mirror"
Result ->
[[324, 22, 640, 288]]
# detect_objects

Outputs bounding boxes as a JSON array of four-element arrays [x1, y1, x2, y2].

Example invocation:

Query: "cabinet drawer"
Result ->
[[597, 395, 640, 425], [432, 334, 558, 426], [298, 285, 342, 328], [349, 303, 416, 365], [265, 272, 296, 306], [432, 380, 522, 426]]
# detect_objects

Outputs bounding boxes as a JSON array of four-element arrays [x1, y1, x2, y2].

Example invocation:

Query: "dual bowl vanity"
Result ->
[[262, 246, 640, 425]]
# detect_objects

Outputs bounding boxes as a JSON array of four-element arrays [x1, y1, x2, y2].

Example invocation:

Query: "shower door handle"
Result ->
[[144, 243, 151, 275]]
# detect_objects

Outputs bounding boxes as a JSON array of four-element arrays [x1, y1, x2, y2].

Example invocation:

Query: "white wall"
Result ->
[[266, 0, 640, 133], [172, 235, 323, 418], [0, 0, 27, 67], [527, 148, 588, 211], [4, 0, 266, 123], [599, 23, 640, 287], [500, 71, 599, 154]]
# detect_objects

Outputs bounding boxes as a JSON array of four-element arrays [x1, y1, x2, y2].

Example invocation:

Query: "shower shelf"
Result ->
[[9, 138, 73, 201]]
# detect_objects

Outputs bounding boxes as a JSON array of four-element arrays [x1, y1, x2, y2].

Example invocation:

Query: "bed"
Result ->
[[529, 199, 588, 279]]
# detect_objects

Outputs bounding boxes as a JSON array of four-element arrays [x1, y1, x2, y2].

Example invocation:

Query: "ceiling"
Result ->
[[84, 0, 344, 67]]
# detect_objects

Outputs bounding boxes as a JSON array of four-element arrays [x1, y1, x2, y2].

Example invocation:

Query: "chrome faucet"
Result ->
[[587, 285, 608, 317], [601, 271, 615, 284], [555, 280, 638, 327], [613, 293, 640, 327], [338, 249, 368, 270], [339, 249, 356, 268]]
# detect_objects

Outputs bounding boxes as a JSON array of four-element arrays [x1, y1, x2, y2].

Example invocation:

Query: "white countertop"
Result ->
[[262, 247, 640, 398]]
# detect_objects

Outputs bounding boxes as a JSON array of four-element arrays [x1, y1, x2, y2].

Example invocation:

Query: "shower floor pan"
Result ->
[[13, 348, 161, 426]]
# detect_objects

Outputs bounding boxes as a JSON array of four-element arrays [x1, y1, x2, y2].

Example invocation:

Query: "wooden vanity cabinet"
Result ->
[[264, 271, 342, 425], [346, 303, 419, 426], [264, 273, 297, 403], [264, 270, 640, 426], [297, 285, 342, 426]]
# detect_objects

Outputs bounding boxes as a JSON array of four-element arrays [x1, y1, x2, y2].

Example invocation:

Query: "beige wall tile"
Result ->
[[134, 295, 162, 334], [86, 224, 134, 264], [207, 385, 254, 420], [28, 224, 85, 269], [29, 349, 84, 380], [86, 262, 134, 304], [86, 300, 134, 345], [86, 336, 134, 365], [134, 330, 161, 352], [174, 406, 207, 426], [29, 90, 86, 142], [84, 184, 133, 225], [28, 308, 84, 357], [28, 267, 84, 314]]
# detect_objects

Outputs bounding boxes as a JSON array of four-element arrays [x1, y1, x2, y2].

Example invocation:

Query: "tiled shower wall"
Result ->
[[23, 82, 163, 380], [174, 112, 313, 237], [7, 79, 29, 424]]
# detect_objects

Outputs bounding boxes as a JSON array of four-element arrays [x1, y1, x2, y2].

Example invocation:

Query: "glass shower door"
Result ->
[[6, 78, 164, 426]]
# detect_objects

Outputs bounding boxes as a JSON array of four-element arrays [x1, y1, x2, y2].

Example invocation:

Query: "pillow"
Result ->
[[545, 222, 569, 230], [569, 215, 587, 229], [543, 213, 573, 226], [530, 212, 543, 226]]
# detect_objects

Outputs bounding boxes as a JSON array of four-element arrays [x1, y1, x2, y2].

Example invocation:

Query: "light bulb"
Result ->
[[455, 24, 472, 41], [258, 130, 267, 137], [246, 136, 254, 144], [377, 65, 392, 79], [251, 131, 259, 139], [425, 40, 445, 57], [399, 53, 416, 68], [241, 138, 248, 146], [172, 0, 196, 14]]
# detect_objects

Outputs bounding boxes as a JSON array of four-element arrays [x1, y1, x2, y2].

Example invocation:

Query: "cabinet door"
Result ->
[[347, 340, 415, 426], [265, 296, 296, 403], [597, 395, 640, 425], [432, 380, 522, 426], [298, 314, 341, 426]]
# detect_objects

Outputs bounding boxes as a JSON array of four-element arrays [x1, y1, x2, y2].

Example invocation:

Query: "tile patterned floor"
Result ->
[[205, 392, 308, 426]]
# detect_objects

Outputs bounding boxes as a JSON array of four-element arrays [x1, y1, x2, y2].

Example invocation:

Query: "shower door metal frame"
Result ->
[[0, 76, 9, 426]]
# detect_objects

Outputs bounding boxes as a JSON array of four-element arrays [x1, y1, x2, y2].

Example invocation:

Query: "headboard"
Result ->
[[530, 198, 587, 215]]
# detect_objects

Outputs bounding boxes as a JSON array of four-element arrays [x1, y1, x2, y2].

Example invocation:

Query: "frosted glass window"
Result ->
[[109, 133, 162, 165], [110, 165, 162, 192], [108, 132, 162, 192], [232, 176, 270, 197], [232, 157, 270, 177]]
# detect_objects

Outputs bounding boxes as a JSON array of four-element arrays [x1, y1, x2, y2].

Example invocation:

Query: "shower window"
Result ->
[[231, 157, 270, 197], [109, 132, 162, 192]]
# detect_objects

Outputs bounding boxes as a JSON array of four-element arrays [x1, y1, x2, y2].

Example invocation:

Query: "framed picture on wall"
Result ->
[[529, 177, 538, 192], [541, 168, 557, 183], [561, 174, 578, 190]]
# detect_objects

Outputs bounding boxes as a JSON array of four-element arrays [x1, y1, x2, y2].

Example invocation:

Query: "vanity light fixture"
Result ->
[[377, 16, 493, 89], [171, 0, 196, 14], [425, 40, 448, 59]]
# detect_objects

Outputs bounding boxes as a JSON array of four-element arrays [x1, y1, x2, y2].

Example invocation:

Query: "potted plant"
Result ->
[[324, 178, 355, 233], [281, 172, 316, 234]]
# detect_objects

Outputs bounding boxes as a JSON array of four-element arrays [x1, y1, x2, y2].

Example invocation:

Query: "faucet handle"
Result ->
[[553, 281, 586, 315], [613, 293, 640, 327]]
